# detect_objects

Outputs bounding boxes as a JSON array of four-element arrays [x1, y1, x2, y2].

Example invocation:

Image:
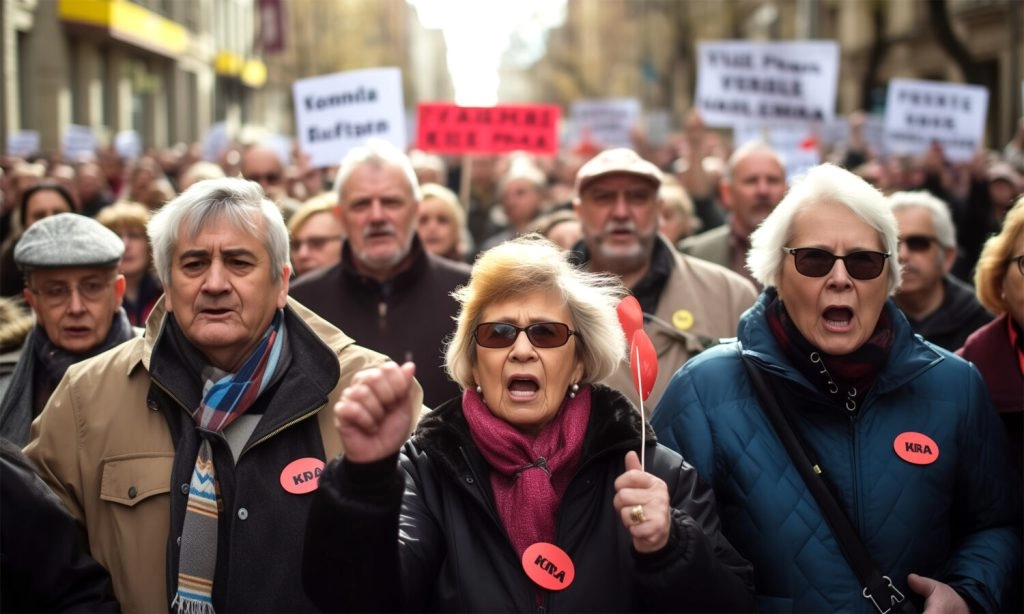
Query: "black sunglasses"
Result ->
[[246, 172, 282, 184], [783, 247, 890, 280], [474, 322, 577, 349], [900, 235, 938, 252]]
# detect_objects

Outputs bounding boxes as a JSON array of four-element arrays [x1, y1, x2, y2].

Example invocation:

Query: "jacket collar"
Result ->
[[740, 288, 943, 397]]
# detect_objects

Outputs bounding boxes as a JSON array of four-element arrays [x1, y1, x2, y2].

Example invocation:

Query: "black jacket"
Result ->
[[904, 274, 993, 351], [303, 385, 755, 612], [0, 438, 119, 612]]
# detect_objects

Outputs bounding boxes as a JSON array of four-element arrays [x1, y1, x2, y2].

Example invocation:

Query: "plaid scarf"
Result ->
[[766, 293, 893, 412], [172, 310, 285, 614], [461, 385, 590, 558]]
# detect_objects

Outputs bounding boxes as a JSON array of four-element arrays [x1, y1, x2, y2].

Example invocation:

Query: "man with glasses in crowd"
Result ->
[[0, 213, 135, 445], [241, 144, 301, 222], [889, 191, 992, 351]]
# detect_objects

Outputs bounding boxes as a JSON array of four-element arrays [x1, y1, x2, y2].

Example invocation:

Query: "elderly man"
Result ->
[[679, 141, 787, 289], [571, 148, 758, 411], [0, 213, 134, 445], [290, 139, 470, 408], [24, 178, 421, 613], [890, 191, 993, 350], [241, 145, 301, 221]]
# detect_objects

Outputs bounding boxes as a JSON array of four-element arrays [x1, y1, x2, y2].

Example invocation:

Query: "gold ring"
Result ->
[[630, 504, 647, 525]]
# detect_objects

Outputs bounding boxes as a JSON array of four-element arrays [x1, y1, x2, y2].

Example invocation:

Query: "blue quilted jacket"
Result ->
[[651, 291, 1021, 612]]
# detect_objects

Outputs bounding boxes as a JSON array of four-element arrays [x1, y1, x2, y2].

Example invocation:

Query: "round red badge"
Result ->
[[279, 457, 325, 494], [522, 542, 575, 591], [894, 432, 939, 465]]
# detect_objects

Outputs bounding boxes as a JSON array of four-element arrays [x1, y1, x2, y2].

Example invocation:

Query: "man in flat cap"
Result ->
[[571, 148, 758, 411], [0, 213, 134, 445]]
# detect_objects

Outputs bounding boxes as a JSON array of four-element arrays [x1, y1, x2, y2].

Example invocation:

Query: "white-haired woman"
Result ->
[[652, 164, 1020, 612], [302, 235, 754, 612]]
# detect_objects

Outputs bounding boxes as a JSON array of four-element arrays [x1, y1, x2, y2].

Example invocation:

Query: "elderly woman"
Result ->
[[96, 201, 162, 325], [958, 196, 1024, 480], [302, 236, 754, 612], [287, 193, 343, 278], [416, 182, 471, 262], [651, 164, 1020, 612]]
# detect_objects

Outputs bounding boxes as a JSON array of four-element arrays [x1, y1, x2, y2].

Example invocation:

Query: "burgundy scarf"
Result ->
[[766, 295, 894, 412], [462, 385, 591, 557]]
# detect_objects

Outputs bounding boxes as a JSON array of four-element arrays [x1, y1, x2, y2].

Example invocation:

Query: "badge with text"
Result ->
[[522, 542, 575, 591], [894, 432, 939, 465], [279, 457, 326, 494]]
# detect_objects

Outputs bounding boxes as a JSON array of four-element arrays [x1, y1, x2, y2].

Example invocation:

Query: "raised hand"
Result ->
[[612, 451, 672, 553], [334, 361, 417, 463]]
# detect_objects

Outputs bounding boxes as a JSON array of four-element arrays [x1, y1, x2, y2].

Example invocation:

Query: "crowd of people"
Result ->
[[0, 107, 1021, 612]]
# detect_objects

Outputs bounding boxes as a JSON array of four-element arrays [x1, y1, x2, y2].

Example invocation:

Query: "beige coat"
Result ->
[[23, 297, 422, 613]]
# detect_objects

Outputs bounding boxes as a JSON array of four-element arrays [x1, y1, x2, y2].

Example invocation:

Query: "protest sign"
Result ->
[[202, 122, 230, 162], [568, 98, 641, 149], [884, 79, 988, 162], [63, 125, 97, 161], [416, 103, 560, 156], [695, 40, 838, 127], [115, 130, 142, 161], [293, 67, 406, 168], [733, 124, 820, 180], [6, 131, 39, 157]]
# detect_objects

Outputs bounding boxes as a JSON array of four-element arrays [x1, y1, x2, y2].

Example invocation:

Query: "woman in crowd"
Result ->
[[287, 193, 343, 278], [529, 208, 583, 252], [96, 201, 162, 326], [0, 181, 76, 297], [416, 182, 471, 262], [302, 236, 754, 612], [652, 163, 1020, 612]]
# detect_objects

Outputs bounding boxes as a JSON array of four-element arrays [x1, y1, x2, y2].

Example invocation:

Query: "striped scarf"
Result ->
[[172, 310, 285, 614]]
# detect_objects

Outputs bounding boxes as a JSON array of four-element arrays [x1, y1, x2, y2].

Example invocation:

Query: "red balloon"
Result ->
[[629, 329, 658, 401], [616, 296, 644, 342]]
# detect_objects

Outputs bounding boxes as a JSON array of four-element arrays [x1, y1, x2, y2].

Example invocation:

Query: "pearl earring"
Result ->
[[568, 383, 579, 399], [475, 385, 482, 394]]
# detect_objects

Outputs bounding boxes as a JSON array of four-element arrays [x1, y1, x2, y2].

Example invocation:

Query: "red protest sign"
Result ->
[[416, 103, 561, 156]]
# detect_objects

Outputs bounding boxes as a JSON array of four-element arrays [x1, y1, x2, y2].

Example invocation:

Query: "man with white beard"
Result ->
[[570, 148, 757, 411]]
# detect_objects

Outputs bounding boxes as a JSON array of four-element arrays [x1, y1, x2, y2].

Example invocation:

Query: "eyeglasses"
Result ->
[[900, 235, 938, 252], [1012, 255, 1024, 276], [245, 172, 282, 185], [474, 322, 577, 349], [291, 236, 341, 252], [783, 247, 890, 280], [29, 277, 116, 307]]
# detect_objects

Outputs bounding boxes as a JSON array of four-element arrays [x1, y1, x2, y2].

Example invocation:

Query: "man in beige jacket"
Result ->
[[25, 177, 422, 613]]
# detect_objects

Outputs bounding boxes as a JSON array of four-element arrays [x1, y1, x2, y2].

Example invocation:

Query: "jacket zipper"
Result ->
[[847, 411, 861, 534], [377, 301, 387, 333]]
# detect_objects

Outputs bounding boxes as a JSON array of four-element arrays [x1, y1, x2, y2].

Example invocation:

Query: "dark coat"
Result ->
[[902, 274, 993, 351], [290, 235, 470, 408], [303, 385, 755, 613]]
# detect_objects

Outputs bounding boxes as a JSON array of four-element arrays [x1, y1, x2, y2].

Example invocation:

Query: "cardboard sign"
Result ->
[[569, 98, 641, 149], [6, 131, 39, 157], [883, 79, 989, 163], [695, 40, 839, 127], [293, 67, 407, 168], [63, 124, 97, 162], [416, 103, 560, 156]]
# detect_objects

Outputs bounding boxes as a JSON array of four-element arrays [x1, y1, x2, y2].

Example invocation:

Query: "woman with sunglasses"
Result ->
[[302, 235, 754, 612], [652, 163, 1020, 612]]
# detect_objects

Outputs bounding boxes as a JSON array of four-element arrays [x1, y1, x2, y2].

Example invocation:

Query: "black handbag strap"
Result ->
[[740, 352, 914, 614]]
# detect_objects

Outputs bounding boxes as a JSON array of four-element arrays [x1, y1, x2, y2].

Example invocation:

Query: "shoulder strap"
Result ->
[[740, 351, 914, 614]]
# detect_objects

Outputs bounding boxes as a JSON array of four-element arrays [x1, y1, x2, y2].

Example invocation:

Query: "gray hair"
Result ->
[[887, 190, 957, 248], [747, 163, 901, 295], [149, 177, 291, 285], [445, 235, 627, 390], [332, 138, 422, 203], [723, 140, 786, 183]]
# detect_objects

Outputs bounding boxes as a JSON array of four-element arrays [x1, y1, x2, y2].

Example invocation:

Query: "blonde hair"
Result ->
[[96, 200, 151, 232], [419, 182, 470, 256], [445, 235, 627, 389], [288, 192, 340, 236], [975, 196, 1024, 314]]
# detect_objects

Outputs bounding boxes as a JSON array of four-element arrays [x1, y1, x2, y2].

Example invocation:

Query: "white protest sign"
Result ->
[[696, 40, 838, 127], [884, 79, 988, 163], [293, 67, 406, 169], [63, 124, 97, 161], [202, 122, 230, 162], [569, 98, 641, 148], [733, 124, 820, 180], [6, 131, 39, 157], [820, 115, 887, 160], [115, 130, 142, 161]]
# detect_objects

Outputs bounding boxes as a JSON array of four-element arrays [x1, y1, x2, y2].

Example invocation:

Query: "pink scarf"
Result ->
[[462, 386, 591, 557]]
